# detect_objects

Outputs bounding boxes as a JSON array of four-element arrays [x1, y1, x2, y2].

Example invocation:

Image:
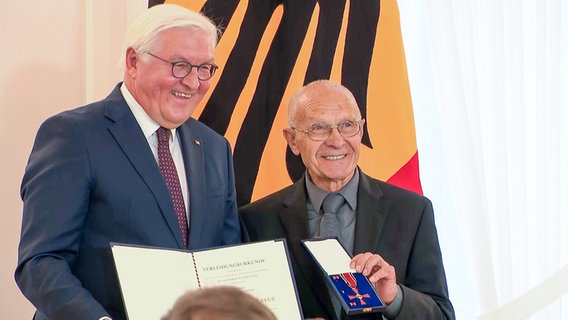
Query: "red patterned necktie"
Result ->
[[157, 126, 189, 248]]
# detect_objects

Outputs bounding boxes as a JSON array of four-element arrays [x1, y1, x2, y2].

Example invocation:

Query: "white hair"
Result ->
[[119, 4, 219, 69]]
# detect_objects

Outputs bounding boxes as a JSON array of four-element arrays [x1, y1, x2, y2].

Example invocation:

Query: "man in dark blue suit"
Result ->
[[15, 4, 240, 320], [239, 80, 454, 319]]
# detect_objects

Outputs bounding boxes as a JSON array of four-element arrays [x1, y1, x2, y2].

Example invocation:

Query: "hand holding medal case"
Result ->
[[302, 238, 385, 315]]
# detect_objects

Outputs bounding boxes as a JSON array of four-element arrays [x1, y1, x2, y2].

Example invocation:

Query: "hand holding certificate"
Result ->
[[111, 240, 303, 320], [302, 238, 385, 315]]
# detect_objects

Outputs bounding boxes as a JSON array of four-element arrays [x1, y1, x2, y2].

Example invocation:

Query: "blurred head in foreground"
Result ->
[[161, 286, 277, 320]]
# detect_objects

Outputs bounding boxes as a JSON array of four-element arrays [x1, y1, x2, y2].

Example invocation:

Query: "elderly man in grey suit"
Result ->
[[239, 80, 454, 320], [16, 5, 240, 320]]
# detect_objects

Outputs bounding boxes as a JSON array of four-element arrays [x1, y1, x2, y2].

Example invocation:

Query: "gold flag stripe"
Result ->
[[251, 4, 321, 201]]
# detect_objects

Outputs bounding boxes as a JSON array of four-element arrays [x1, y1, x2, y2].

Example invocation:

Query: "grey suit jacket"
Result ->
[[16, 84, 241, 320], [239, 171, 454, 320]]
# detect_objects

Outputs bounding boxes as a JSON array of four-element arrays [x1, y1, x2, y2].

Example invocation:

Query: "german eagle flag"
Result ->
[[150, 0, 422, 206]]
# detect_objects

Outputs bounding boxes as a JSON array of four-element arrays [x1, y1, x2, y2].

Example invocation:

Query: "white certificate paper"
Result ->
[[111, 240, 303, 320]]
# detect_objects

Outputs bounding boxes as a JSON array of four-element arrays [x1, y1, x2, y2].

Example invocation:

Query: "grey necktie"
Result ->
[[320, 193, 346, 317], [320, 193, 344, 238]]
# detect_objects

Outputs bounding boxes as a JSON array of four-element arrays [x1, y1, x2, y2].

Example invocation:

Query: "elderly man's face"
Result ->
[[126, 27, 214, 129], [284, 83, 365, 192]]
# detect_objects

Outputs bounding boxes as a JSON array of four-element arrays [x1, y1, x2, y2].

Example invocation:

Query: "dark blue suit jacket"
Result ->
[[16, 84, 241, 320], [239, 171, 454, 320]]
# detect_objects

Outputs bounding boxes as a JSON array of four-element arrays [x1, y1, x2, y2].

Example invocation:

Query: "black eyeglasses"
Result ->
[[146, 52, 218, 81], [292, 120, 362, 141]]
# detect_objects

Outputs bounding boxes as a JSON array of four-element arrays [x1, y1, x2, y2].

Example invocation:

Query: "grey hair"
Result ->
[[119, 4, 220, 70]]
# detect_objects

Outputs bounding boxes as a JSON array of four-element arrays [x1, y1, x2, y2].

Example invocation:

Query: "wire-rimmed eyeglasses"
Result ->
[[146, 52, 218, 81], [292, 120, 362, 141]]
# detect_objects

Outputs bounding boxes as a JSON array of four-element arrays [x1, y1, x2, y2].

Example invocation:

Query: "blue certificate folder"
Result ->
[[302, 238, 385, 315]]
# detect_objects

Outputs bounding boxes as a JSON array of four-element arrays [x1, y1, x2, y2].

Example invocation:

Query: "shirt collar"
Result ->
[[305, 168, 359, 214], [120, 83, 177, 142]]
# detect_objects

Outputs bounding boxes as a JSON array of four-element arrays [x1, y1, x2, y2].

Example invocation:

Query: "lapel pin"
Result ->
[[194, 139, 201, 146]]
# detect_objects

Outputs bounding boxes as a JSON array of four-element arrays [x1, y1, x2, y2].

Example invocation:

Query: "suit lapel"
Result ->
[[353, 172, 387, 255], [279, 178, 338, 319], [279, 180, 310, 243], [104, 86, 185, 248], [176, 121, 206, 247]]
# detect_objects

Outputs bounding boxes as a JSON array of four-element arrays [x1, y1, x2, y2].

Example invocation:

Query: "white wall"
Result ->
[[0, 1, 146, 318]]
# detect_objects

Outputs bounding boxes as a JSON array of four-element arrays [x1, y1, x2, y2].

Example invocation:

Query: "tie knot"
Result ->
[[157, 126, 171, 143], [322, 193, 344, 214]]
